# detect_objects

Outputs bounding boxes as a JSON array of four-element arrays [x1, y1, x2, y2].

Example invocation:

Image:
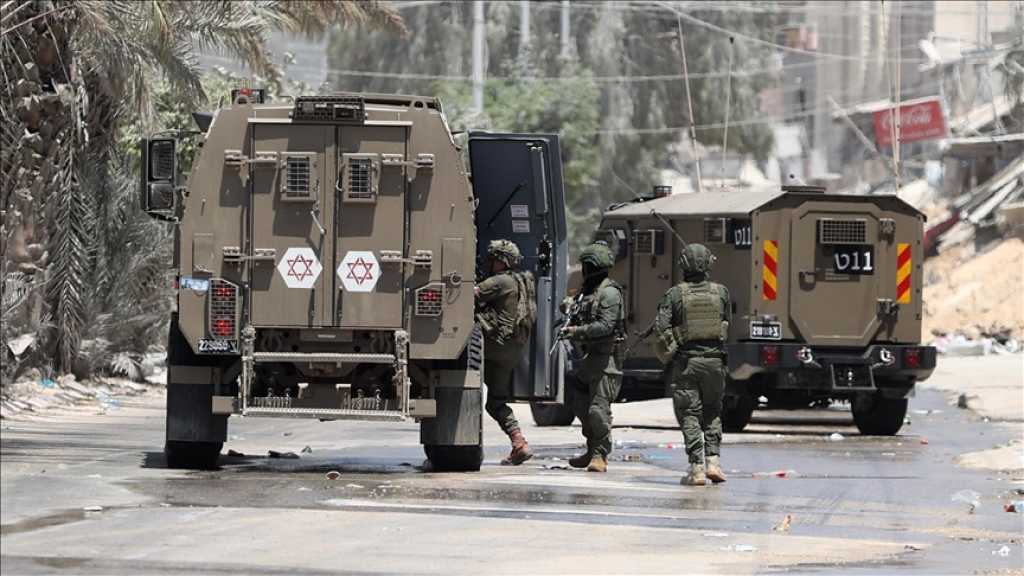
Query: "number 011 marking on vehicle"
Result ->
[[832, 245, 874, 275]]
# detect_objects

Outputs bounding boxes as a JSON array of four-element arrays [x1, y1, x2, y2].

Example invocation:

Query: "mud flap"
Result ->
[[166, 382, 227, 443], [419, 385, 483, 447]]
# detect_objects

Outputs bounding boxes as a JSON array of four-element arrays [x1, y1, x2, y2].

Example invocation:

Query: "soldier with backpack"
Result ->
[[653, 244, 731, 486], [475, 239, 537, 465]]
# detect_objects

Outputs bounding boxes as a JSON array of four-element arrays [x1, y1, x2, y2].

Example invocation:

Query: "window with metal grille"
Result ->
[[818, 218, 866, 244], [150, 140, 176, 180], [282, 155, 313, 200], [209, 279, 238, 339], [703, 218, 728, 243], [342, 154, 379, 203], [415, 284, 444, 316], [633, 229, 666, 255]]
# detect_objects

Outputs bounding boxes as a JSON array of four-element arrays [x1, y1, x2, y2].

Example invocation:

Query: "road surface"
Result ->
[[2, 357, 1022, 575]]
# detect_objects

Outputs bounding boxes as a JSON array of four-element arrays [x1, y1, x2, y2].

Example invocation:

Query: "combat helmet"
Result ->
[[487, 239, 522, 268], [579, 240, 615, 272], [679, 243, 715, 277]]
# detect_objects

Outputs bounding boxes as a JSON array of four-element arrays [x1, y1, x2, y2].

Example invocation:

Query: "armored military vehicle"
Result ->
[[533, 185, 936, 436], [140, 90, 567, 470]]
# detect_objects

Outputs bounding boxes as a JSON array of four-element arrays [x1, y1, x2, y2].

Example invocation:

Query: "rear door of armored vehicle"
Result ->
[[467, 132, 568, 402], [249, 120, 406, 328]]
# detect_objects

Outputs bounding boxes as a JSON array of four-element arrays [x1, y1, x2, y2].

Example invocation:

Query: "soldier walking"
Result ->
[[562, 241, 624, 473], [654, 244, 731, 486], [475, 240, 535, 465]]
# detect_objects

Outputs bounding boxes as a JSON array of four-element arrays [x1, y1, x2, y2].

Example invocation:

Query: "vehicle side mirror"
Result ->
[[140, 138, 178, 216]]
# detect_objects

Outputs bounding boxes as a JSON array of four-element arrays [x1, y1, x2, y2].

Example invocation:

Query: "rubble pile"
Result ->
[[923, 235, 1023, 343]]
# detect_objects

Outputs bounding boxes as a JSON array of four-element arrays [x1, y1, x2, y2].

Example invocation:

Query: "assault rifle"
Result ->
[[549, 292, 584, 356]]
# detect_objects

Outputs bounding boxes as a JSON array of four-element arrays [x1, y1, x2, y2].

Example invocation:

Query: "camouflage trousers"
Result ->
[[570, 365, 622, 457], [671, 356, 725, 464], [484, 359, 520, 436]]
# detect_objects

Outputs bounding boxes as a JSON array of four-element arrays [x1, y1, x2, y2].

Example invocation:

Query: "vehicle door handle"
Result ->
[[310, 201, 325, 236], [799, 270, 817, 283]]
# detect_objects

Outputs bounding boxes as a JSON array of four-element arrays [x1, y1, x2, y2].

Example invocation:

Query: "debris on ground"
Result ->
[[325, 470, 341, 480], [951, 489, 982, 513], [753, 470, 796, 478], [345, 483, 364, 489], [301, 445, 313, 453], [227, 449, 245, 457], [721, 544, 757, 553], [772, 514, 793, 532], [268, 450, 299, 459], [1004, 501, 1023, 513], [1, 375, 155, 420], [994, 545, 1011, 557], [543, 463, 570, 470], [828, 433, 845, 441], [702, 532, 729, 538], [957, 394, 971, 409], [82, 505, 103, 512]]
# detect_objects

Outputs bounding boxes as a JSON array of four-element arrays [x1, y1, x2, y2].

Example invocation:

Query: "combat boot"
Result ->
[[501, 429, 533, 466], [682, 463, 707, 486], [586, 453, 608, 473], [569, 451, 593, 468], [705, 455, 726, 484]]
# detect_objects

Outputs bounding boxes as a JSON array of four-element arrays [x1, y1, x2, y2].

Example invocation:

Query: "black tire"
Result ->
[[424, 444, 483, 472], [852, 395, 908, 436], [530, 401, 576, 426], [165, 440, 222, 469], [722, 394, 756, 432]]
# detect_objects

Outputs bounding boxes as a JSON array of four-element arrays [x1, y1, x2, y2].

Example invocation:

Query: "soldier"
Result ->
[[654, 244, 731, 486], [562, 241, 624, 473], [475, 239, 535, 465]]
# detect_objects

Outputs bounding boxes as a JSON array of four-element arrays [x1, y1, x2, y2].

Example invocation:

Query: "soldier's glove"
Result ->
[[560, 326, 578, 339]]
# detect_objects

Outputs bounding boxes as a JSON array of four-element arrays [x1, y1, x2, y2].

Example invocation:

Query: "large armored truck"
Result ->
[[140, 91, 567, 470], [534, 185, 936, 436]]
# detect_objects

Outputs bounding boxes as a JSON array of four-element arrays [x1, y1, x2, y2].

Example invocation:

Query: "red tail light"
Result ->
[[760, 345, 780, 366], [209, 279, 238, 339], [904, 348, 921, 368], [415, 284, 444, 316]]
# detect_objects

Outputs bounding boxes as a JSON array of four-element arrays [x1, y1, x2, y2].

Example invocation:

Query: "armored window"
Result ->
[[280, 153, 317, 202], [818, 218, 866, 244], [633, 229, 665, 255], [703, 218, 728, 243], [594, 228, 628, 261], [341, 153, 380, 203]]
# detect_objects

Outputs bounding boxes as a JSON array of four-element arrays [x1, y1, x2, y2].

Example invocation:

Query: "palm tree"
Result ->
[[1, 1, 405, 381]]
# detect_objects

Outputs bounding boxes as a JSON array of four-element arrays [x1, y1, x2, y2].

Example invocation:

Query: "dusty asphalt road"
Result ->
[[2, 357, 1022, 575]]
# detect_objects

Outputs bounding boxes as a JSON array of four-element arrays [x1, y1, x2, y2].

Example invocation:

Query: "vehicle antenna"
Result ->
[[722, 36, 735, 185], [610, 171, 688, 250], [677, 15, 703, 194]]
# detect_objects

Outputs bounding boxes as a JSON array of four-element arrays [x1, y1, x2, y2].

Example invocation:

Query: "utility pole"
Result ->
[[560, 0, 571, 59], [472, 0, 485, 115], [519, 1, 530, 54]]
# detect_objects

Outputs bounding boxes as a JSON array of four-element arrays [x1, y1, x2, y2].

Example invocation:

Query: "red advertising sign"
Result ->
[[873, 98, 946, 147]]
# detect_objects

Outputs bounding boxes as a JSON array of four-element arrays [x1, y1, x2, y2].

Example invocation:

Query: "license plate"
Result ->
[[750, 321, 782, 340], [832, 245, 875, 275], [197, 339, 238, 354]]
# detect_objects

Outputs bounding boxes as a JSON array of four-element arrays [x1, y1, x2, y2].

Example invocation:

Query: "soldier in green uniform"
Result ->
[[654, 244, 731, 486], [475, 240, 534, 465], [562, 241, 624, 473]]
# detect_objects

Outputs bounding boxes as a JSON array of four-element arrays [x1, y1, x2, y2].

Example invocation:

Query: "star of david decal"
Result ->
[[337, 250, 380, 292], [276, 247, 322, 289], [287, 253, 316, 282], [345, 257, 375, 285]]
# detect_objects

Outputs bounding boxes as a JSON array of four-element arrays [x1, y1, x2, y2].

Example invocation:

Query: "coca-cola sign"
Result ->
[[873, 98, 946, 147]]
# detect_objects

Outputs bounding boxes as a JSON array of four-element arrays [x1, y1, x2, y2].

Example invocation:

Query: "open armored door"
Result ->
[[468, 132, 568, 402]]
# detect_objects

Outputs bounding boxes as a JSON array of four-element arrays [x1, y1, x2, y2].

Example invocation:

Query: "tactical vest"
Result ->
[[476, 272, 520, 346], [672, 281, 726, 345], [576, 277, 625, 347]]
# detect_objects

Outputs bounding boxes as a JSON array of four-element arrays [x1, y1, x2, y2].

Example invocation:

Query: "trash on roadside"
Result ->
[[753, 469, 796, 478], [920, 437, 929, 445], [301, 445, 313, 453], [543, 463, 570, 470], [702, 532, 729, 538], [772, 514, 793, 532], [994, 545, 1011, 557], [87, 474, 102, 479], [345, 483, 364, 489], [268, 450, 299, 459], [326, 470, 341, 480], [881, 452, 897, 457], [227, 449, 245, 457], [904, 544, 922, 552], [283, 432, 293, 437], [297, 486, 312, 492], [1004, 501, 1024, 513], [82, 505, 103, 512], [721, 544, 757, 553], [957, 394, 970, 409], [39, 378, 56, 389], [623, 453, 642, 462], [828, 432, 845, 441], [951, 489, 982, 513]]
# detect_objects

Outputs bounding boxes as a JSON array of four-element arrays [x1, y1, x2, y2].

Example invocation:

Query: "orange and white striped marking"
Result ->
[[762, 240, 778, 301], [896, 243, 912, 303]]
